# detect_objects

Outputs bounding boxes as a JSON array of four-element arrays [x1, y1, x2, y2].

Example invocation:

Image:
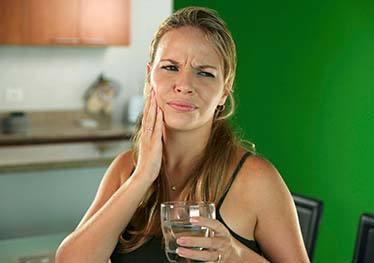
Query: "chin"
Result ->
[[164, 116, 195, 131], [163, 113, 212, 132]]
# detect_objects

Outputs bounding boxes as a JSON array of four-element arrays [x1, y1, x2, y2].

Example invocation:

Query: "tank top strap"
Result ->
[[216, 151, 252, 210]]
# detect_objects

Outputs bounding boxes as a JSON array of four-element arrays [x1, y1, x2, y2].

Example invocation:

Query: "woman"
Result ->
[[56, 7, 310, 263]]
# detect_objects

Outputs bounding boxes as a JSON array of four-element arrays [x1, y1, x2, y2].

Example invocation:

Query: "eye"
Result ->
[[161, 65, 178, 71], [198, 71, 215, 78]]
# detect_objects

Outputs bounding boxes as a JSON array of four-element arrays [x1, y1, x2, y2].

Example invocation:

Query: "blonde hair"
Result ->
[[118, 6, 255, 252]]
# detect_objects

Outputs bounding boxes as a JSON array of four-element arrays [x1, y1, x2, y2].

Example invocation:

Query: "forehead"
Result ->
[[154, 26, 222, 67]]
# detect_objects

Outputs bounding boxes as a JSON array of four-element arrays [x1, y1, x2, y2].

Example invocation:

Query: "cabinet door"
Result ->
[[0, 0, 25, 44], [80, 0, 130, 46], [26, 0, 80, 45]]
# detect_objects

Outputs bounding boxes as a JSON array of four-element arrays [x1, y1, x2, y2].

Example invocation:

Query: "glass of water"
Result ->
[[161, 201, 216, 263]]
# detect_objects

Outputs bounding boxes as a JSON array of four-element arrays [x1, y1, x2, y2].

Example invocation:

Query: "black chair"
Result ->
[[353, 213, 374, 263], [292, 193, 323, 261]]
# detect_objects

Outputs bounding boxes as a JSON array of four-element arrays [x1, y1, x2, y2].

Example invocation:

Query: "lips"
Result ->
[[167, 100, 197, 112]]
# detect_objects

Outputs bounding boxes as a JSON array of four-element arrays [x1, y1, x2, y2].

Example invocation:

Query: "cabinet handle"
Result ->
[[52, 37, 80, 45], [80, 37, 107, 46]]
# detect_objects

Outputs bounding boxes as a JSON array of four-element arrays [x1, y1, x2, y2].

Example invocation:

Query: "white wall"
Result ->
[[0, 0, 172, 123]]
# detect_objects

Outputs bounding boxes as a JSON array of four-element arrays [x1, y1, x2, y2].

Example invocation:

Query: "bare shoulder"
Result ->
[[238, 153, 291, 211], [215, 150, 288, 241], [235, 152, 284, 190], [237, 153, 309, 262]]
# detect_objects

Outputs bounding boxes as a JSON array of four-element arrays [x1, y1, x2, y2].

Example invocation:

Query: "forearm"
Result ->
[[56, 174, 152, 263]]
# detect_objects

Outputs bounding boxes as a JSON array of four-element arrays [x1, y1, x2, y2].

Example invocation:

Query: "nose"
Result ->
[[174, 71, 194, 95]]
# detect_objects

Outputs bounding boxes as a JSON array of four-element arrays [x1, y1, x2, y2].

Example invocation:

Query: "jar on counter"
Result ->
[[1, 111, 29, 134]]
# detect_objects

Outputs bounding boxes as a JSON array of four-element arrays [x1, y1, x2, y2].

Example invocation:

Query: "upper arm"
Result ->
[[75, 150, 135, 230], [247, 156, 309, 263]]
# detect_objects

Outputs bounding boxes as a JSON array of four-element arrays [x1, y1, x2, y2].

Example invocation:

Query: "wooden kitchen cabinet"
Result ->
[[80, 0, 130, 46], [0, 0, 26, 44], [0, 0, 130, 46], [27, 0, 80, 45]]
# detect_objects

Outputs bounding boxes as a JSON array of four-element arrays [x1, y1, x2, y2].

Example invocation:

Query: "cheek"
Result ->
[[152, 80, 166, 103], [150, 72, 168, 107], [153, 90, 163, 107], [150, 69, 173, 91], [205, 93, 226, 114], [199, 85, 224, 104]]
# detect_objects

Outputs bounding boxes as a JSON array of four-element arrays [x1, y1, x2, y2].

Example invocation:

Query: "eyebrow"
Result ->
[[159, 59, 218, 70]]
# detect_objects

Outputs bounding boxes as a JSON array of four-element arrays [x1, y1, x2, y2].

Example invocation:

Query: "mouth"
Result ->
[[167, 100, 197, 112]]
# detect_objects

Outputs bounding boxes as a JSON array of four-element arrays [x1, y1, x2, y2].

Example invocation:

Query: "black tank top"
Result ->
[[110, 152, 262, 262]]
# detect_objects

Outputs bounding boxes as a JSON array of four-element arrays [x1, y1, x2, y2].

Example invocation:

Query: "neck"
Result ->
[[164, 127, 211, 170], [163, 122, 212, 191]]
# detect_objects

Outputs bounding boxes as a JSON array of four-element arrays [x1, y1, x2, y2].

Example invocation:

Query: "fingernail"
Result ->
[[176, 247, 186, 255], [177, 238, 186, 245]]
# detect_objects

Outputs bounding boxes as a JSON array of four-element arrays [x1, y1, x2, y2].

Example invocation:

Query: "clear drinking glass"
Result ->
[[161, 201, 216, 263]]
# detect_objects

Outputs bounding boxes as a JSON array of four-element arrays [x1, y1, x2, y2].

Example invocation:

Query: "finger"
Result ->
[[144, 80, 152, 97], [153, 106, 163, 139], [143, 89, 156, 134], [177, 236, 225, 250], [176, 247, 219, 262], [141, 91, 152, 128], [190, 217, 227, 237]]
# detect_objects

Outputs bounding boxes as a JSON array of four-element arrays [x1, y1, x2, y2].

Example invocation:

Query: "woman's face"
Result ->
[[148, 26, 227, 132]]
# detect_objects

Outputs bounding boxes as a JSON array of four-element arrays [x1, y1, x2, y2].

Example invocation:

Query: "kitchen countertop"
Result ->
[[0, 110, 135, 146], [0, 110, 135, 172], [0, 157, 115, 173]]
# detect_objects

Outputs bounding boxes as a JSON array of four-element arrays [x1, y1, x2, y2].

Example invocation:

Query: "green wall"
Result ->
[[174, 1, 374, 262]]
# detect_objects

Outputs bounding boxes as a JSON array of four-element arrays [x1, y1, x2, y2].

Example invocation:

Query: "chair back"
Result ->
[[292, 193, 323, 261], [353, 213, 374, 263]]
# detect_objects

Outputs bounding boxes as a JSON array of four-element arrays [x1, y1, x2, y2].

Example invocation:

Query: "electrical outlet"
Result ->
[[5, 88, 24, 103]]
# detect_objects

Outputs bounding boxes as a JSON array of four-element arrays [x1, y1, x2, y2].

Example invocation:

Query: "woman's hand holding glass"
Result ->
[[176, 217, 237, 263], [134, 87, 164, 182]]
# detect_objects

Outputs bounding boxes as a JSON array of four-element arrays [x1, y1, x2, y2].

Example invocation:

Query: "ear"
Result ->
[[146, 62, 152, 82], [218, 88, 229, 106], [144, 63, 152, 96]]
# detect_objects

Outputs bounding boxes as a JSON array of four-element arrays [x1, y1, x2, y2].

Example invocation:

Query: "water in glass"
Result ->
[[161, 201, 215, 263]]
